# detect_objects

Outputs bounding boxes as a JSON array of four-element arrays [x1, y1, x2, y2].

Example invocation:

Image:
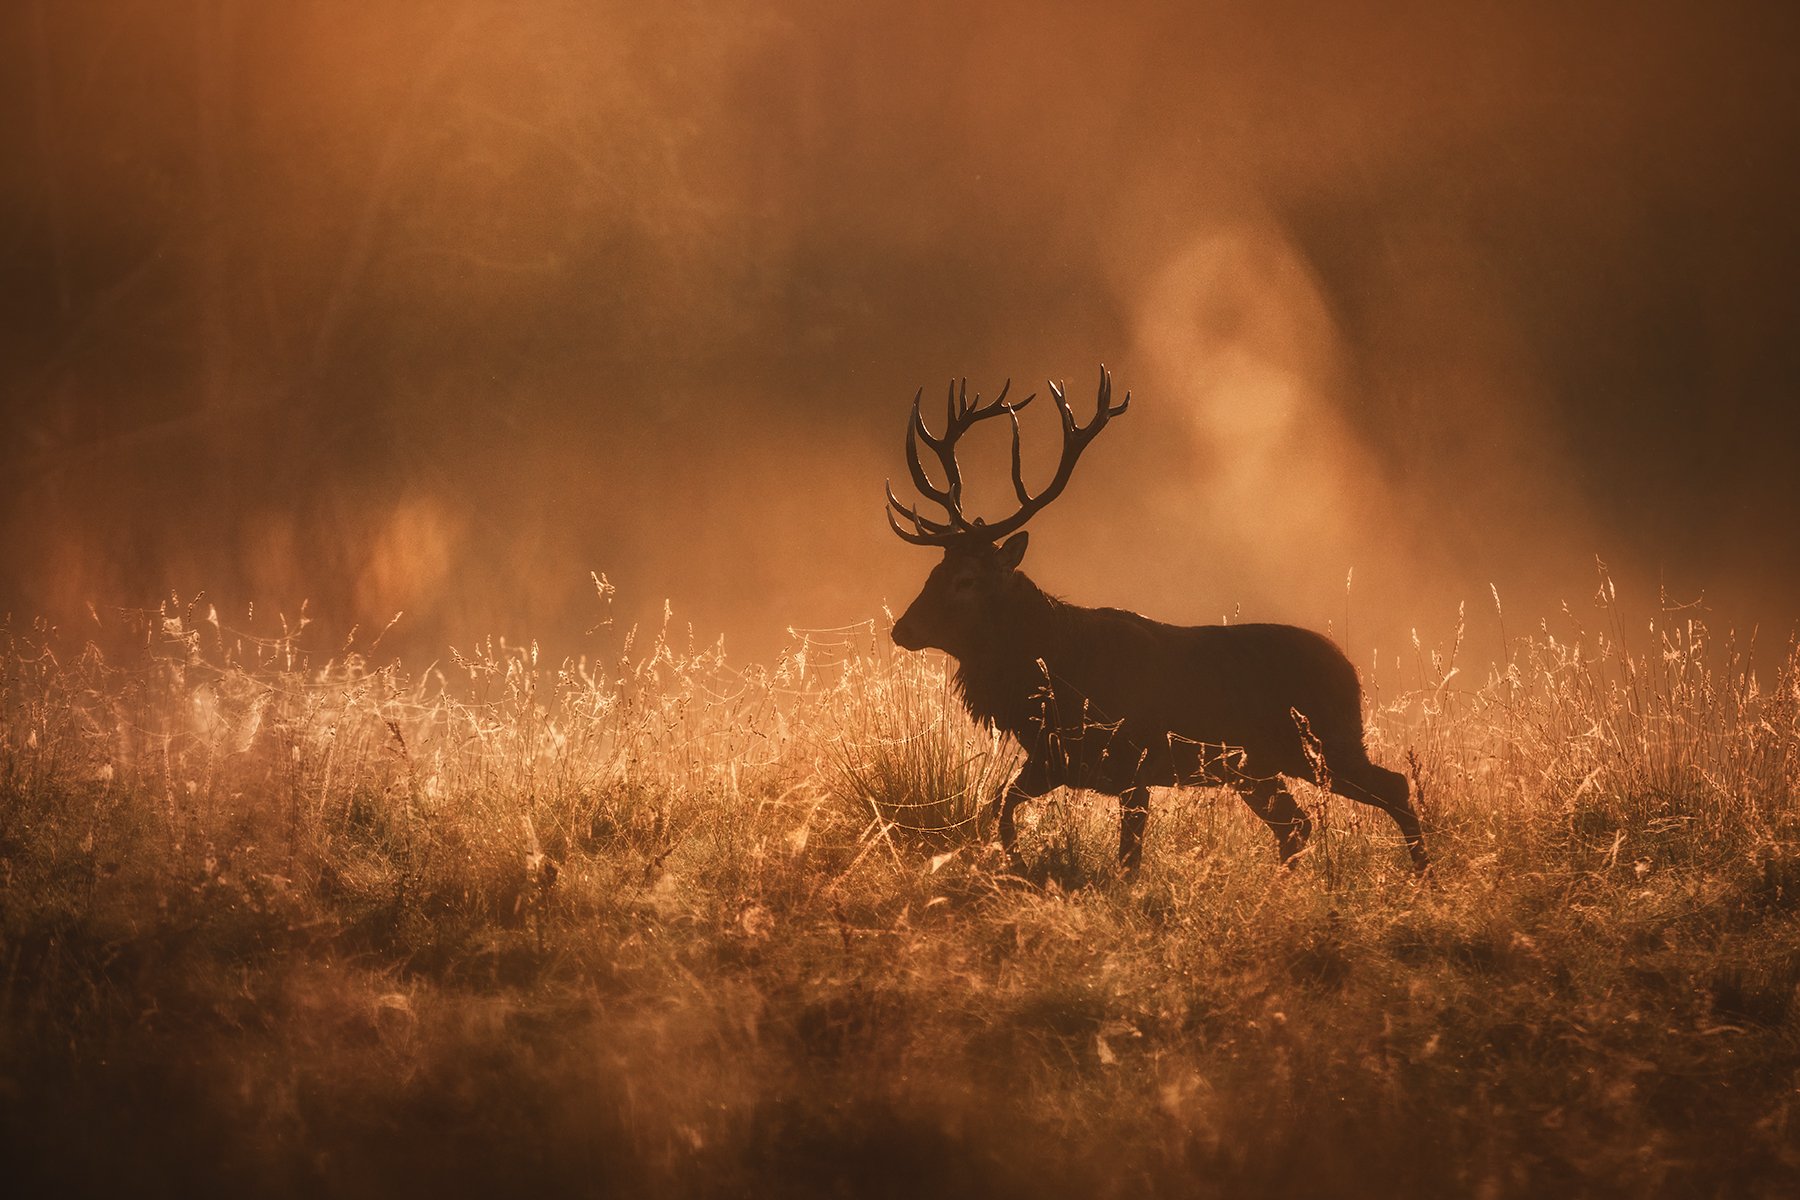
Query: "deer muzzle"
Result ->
[[891, 615, 927, 652]]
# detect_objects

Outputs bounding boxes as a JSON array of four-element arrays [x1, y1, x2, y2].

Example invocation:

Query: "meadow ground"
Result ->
[[2, 585, 1798, 1198]]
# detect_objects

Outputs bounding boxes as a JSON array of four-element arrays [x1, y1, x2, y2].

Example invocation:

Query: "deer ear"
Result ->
[[995, 532, 1028, 570]]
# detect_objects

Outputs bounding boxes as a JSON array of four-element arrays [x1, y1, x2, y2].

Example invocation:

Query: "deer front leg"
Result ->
[[990, 762, 1049, 864], [1118, 786, 1151, 875]]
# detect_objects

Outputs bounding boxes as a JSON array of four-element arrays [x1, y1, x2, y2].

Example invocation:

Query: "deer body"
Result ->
[[962, 606, 1367, 790], [886, 370, 1427, 875]]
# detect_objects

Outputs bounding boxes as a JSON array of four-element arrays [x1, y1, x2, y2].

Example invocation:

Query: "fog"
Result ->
[[5, 1, 1798, 676]]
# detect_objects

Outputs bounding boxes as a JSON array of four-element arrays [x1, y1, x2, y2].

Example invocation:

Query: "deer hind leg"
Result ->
[[1328, 760, 1428, 872], [1118, 786, 1151, 876], [1238, 776, 1312, 865]]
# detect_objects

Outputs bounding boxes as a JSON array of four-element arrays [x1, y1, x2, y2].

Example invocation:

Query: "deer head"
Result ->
[[887, 367, 1129, 654]]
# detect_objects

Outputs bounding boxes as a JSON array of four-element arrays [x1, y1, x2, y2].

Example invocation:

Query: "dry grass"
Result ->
[[3, 583, 1799, 1198]]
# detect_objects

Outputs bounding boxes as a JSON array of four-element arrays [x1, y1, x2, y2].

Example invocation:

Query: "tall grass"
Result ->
[[2, 583, 1798, 1197], [819, 626, 1017, 850]]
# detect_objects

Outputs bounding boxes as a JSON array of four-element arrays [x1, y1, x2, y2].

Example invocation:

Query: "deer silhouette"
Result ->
[[886, 367, 1427, 875]]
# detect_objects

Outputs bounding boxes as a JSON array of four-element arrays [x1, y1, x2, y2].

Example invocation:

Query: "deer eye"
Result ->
[[952, 576, 977, 592]]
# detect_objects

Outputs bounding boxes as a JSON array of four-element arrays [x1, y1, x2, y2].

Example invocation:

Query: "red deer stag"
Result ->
[[886, 367, 1427, 875]]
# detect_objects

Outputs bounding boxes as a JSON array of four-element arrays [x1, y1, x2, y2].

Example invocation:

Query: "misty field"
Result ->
[[3, 586, 1798, 1199]]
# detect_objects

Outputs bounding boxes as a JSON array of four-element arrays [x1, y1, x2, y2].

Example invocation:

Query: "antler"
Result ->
[[885, 377, 1033, 543], [886, 365, 1129, 546]]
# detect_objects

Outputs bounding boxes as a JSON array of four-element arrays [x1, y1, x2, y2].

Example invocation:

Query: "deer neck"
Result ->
[[952, 574, 1065, 732]]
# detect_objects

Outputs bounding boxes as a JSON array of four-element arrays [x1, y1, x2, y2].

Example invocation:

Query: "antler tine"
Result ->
[[886, 502, 945, 546], [1097, 361, 1130, 419], [943, 377, 1033, 429], [1008, 406, 1032, 506], [905, 396, 949, 503], [885, 479, 959, 545], [964, 378, 1031, 420]]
